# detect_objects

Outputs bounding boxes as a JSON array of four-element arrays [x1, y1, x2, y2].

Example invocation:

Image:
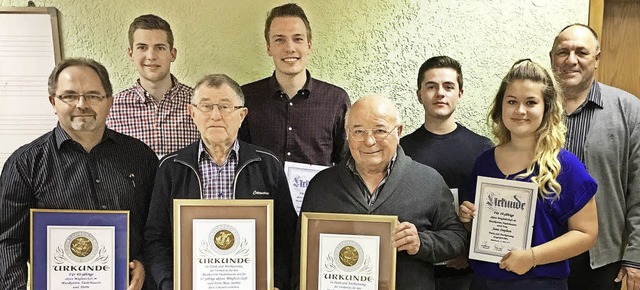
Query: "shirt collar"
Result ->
[[346, 151, 398, 177], [198, 139, 240, 164], [268, 70, 313, 99], [133, 74, 180, 103], [54, 124, 117, 149], [587, 80, 604, 109]]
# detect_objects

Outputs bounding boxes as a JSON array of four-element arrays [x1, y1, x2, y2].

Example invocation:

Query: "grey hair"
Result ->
[[192, 74, 244, 105]]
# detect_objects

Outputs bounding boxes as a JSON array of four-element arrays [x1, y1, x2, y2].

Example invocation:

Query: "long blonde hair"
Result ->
[[488, 59, 566, 199]]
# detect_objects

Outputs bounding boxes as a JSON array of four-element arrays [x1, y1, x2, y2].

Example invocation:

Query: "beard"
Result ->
[[70, 116, 98, 131]]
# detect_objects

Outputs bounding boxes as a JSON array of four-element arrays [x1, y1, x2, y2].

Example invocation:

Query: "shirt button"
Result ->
[[95, 179, 101, 183], [287, 152, 291, 156], [101, 205, 107, 209], [289, 102, 293, 106], [288, 127, 292, 131]]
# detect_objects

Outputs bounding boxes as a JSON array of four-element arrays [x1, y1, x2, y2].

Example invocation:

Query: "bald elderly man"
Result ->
[[296, 95, 467, 289]]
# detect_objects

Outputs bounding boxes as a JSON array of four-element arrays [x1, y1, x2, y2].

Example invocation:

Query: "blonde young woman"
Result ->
[[459, 59, 598, 290]]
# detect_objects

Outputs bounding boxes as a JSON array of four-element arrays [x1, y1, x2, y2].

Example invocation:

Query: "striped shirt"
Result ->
[[564, 81, 603, 163], [347, 153, 397, 206], [107, 74, 200, 156], [0, 125, 158, 289], [198, 140, 240, 200]]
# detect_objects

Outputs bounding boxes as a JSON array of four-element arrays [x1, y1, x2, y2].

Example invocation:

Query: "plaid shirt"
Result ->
[[107, 75, 199, 156], [198, 140, 240, 200], [239, 70, 351, 166]]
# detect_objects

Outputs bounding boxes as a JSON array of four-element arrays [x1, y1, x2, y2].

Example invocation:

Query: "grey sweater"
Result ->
[[295, 147, 467, 289], [583, 83, 640, 268]]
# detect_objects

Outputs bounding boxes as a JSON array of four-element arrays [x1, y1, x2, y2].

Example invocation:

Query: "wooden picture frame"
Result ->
[[300, 212, 398, 290], [173, 199, 273, 290]]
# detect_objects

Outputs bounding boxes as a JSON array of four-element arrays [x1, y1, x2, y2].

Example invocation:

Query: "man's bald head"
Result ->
[[551, 24, 600, 54], [346, 94, 402, 129]]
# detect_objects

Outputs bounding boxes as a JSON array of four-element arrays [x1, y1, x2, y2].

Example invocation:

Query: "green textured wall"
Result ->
[[0, 0, 589, 137]]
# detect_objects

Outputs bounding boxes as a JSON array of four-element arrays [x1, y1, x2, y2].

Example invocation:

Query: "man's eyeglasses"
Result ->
[[56, 94, 107, 105], [191, 103, 244, 114], [349, 125, 399, 142]]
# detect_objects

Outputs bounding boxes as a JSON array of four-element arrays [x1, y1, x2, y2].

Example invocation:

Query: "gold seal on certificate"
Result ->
[[192, 219, 256, 289], [48, 226, 115, 289], [469, 176, 538, 263], [66, 232, 98, 262]]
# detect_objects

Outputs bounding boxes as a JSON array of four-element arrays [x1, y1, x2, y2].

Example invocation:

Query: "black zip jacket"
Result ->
[[144, 140, 297, 290]]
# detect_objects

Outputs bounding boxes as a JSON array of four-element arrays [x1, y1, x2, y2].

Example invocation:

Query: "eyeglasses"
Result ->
[[349, 125, 399, 142], [56, 94, 107, 105], [191, 103, 244, 114]]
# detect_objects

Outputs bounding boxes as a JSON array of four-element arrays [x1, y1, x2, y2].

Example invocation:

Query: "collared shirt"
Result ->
[[0, 124, 158, 289], [107, 74, 199, 156], [346, 154, 397, 206], [239, 70, 351, 166], [564, 81, 603, 163], [198, 140, 240, 200]]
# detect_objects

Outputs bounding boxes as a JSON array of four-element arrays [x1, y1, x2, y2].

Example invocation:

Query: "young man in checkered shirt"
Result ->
[[107, 14, 199, 157]]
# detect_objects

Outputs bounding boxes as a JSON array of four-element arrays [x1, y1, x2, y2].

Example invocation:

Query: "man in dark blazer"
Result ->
[[295, 95, 467, 289]]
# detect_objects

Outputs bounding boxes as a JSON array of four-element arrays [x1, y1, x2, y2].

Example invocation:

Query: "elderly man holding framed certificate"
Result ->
[[295, 95, 467, 290], [144, 74, 297, 290]]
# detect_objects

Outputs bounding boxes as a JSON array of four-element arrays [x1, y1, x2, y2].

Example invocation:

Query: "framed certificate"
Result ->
[[469, 176, 538, 263], [173, 199, 273, 290], [284, 161, 329, 215], [30, 209, 129, 290], [300, 212, 398, 290]]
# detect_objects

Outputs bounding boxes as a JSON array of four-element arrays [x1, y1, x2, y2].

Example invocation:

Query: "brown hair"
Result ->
[[48, 58, 112, 97], [264, 3, 312, 43], [128, 14, 174, 48]]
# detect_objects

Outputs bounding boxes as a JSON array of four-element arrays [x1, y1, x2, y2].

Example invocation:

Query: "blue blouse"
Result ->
[[464, 148, 597, 280]]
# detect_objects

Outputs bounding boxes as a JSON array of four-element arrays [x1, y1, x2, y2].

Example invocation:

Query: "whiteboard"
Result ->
[[0, 7, 61, 172]]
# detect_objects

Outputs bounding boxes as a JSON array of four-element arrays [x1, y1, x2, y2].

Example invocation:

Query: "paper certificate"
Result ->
[[318, 234, 380, 290], [47, 226, 115, 289], [450, 188, 459, 215], [469, 176, 538, 263], [284, 161, 328, 215], [192, 219, 256, 290]]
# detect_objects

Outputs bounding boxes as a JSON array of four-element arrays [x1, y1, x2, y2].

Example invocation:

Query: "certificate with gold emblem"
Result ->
[[30, 209, 129, 290], [300, 212, 397, 290], [174, 199, 273, 290], [469, 176, 538, 263], [318, 234, 379, 290], [192, 219, 256, 289]]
